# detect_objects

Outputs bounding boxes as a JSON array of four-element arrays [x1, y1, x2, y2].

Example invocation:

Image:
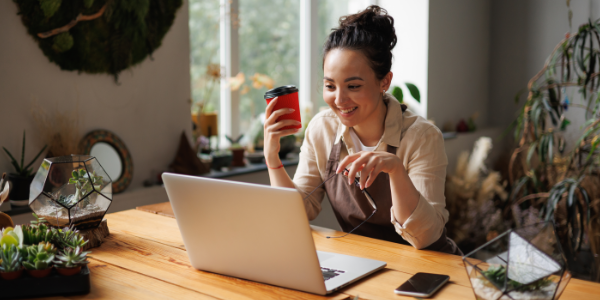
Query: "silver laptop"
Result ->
[[162, 172, 386, 295]]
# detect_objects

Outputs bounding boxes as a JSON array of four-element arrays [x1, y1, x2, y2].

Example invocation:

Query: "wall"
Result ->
[[428, 0, 491, 130], [488, 0, 592, 134], [0, 2, 192, 201]]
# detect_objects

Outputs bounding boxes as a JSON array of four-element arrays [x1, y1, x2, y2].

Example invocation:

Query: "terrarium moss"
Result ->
[[13, 0, 182, 81]]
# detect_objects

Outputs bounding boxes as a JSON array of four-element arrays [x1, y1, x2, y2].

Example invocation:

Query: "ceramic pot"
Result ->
[[27, 267, 52, 278], [0, 269, 23, 280], [198, 112, 219, 137], [56, 265, 82, 276], [231, 148, 245, 167], [8, 173, 34, 203]]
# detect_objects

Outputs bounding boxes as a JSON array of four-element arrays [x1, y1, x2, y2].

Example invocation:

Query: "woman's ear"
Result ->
[[381, 72, 393, 92]]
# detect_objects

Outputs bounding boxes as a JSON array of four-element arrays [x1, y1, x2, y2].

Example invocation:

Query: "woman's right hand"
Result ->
[[263, 97, 301, 166]]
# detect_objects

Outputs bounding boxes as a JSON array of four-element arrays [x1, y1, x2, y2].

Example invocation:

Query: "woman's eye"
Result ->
[[349, 85, 361, 89], [325, 85, 335, 89]]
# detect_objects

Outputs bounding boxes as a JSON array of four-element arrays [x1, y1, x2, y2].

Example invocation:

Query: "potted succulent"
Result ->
[[0, 244, 24, 280], [53, 246, 90, 276], [2, 131, 47, 206], [226, 135, 245, 167], [22, 242, 56, 278]]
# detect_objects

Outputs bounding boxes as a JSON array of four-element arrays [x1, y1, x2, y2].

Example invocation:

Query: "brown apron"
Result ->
[[323, 134, 463, 256]]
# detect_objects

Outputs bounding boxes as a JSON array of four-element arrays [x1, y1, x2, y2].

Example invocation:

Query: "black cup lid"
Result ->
[[264, 85, 298, 99]]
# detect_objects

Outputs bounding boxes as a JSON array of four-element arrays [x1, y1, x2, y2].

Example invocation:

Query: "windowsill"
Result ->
[[202, 155, 299, 179]]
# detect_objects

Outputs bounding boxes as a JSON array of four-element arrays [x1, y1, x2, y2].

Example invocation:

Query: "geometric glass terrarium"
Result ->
[[29, 155, 113, 229], [463, 222, 571, 300]]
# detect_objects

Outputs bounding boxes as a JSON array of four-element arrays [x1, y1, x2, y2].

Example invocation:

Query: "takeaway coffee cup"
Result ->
[[264, 85, 302, 130]]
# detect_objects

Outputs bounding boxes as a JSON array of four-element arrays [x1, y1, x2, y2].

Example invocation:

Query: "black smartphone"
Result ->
[[394, 272, 450, 297]]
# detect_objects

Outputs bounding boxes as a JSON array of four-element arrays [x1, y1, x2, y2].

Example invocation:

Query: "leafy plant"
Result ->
[[509, 19, 600, 280], [390, 83, 421, 103], [481, 265, 552, 292], [54, 226, 87, 250], [0, 226, 23, 248], [69, 169, 104, 201], [226, 134, 244, 149], [22, 216, 57, 246], [22, 243, 56, 270], [0, 244, 23, 273], [53, 246, 90, 268], [2, 131, 47, 177]]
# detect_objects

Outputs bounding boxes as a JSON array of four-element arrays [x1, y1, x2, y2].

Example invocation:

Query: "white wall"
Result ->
[[0, 2, 192, 197]]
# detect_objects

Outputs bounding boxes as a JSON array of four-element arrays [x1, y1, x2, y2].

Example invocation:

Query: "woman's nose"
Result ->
[[335, 90, 348, 106]]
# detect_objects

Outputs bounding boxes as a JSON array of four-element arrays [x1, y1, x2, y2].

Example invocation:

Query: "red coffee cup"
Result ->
[[264, 85, 302, 130]]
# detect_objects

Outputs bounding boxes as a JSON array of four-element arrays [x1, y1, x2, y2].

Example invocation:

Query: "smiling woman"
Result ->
[[265, 5, 462, 256]]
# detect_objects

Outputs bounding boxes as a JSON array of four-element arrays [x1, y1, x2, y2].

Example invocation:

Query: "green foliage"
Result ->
[[405, 83, 421, 102], [22, 242, 56, 270], [2, 131, 47, 177], [389, 83, 421, 103], [226, 135, 244, 149], [83, 0, 94, 9], [38, 0, 62, 18], [0, 244, 23, 273], [482, 265, 552, 292], [22, 223, 57, 246], [13, 0, 183, 81], [53, 246, 90, 268], [510, 19, 600, 256], [52, 32, 74, 53], [54, 226, 88, 250], [391, 86, 403, 103]]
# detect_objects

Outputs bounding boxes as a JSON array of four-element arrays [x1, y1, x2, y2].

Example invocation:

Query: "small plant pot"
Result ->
[[27, 267, 52, 278], [231, 148, 245, 167], [56, 266, 82, 276], [0, 269, 23, 280]]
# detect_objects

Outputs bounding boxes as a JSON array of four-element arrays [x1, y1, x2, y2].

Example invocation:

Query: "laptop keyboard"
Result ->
[[321, 267, 345, 281]]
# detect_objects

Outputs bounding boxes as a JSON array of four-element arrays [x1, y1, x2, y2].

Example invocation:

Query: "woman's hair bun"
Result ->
[[338, 5, 397, 51], [323, 5, 397, 80]]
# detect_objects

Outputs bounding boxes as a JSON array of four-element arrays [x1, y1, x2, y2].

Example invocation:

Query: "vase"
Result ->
[[0, 269, 23, 280], [27, 267, 52, 278], [8, 173, 34, 206], [231, 148, 245, 167], [56, 265, 82, 276], [198, 112, 219, 137]]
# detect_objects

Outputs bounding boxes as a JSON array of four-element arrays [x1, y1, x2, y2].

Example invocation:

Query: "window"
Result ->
[[189, 0, 428, 145]]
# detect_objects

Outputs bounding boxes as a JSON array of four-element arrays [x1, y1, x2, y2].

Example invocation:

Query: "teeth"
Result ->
[[340, 107, 357, 114]]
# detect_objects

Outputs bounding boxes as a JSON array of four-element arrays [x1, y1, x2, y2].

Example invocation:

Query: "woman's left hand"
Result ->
[[336, 151, 403, 189]]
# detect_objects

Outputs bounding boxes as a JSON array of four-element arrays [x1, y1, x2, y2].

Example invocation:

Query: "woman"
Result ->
[[263, 5, 461, 255]]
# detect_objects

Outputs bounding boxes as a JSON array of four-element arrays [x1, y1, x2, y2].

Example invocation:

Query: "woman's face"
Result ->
[[323, 48, 391, 129]]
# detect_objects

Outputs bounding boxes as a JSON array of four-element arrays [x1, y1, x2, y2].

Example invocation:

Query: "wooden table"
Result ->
[[31, 202, 600, 299]]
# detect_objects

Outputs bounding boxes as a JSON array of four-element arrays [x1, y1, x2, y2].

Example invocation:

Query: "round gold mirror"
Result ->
[[80, 130, 133, 194]]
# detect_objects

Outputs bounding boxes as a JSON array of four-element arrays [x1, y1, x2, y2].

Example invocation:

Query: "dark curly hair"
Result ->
[[322, 5, 397, 81]]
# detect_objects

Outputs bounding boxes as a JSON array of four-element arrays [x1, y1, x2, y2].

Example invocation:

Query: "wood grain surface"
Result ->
[[21, 204, 600, 299]]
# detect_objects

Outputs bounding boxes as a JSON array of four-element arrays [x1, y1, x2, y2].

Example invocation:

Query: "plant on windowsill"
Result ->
[[508, 19, 600, 281], [2, 131, 47, 205], [193, 63, 222, 140], [226, 135, 245, 167]]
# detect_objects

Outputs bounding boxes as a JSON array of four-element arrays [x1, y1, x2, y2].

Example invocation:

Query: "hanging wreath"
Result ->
[[13, 0, 183, 82]]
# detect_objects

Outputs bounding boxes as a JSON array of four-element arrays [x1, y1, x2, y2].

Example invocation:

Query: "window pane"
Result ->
[[238, 0, 300, 133], [317, 0, 372, 110], [189, 0, 221, 114]]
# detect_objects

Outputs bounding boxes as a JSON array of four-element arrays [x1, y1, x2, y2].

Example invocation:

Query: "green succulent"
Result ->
[[0, 244, 23, 273], [22, 222, 57, 246], [55, 226, 87, 250], [481, 265, 553, 292], [53, 246, 90, 268], [67, 169, 104, 207], [22, 243, 56, 270]]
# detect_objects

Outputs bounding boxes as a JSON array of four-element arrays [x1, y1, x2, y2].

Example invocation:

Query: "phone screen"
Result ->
[[394, 273, 450, 297]]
